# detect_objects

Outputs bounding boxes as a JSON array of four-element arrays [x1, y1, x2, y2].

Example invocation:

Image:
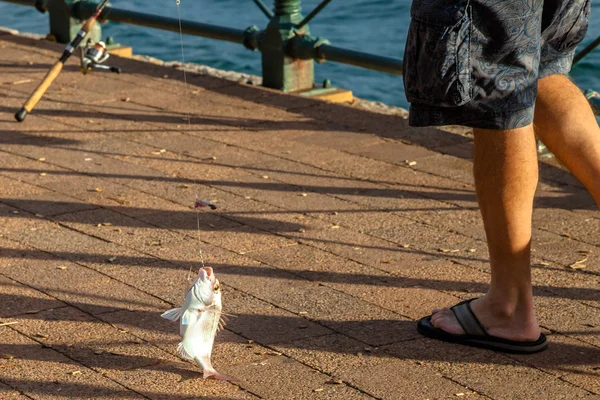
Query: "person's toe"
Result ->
[[430, 308, 465, 335]]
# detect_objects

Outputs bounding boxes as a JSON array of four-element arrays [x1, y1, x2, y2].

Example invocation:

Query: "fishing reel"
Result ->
[[80, 39, 121, 75]]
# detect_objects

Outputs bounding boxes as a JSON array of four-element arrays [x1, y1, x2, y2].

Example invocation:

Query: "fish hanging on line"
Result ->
[[161, 267, 232, 380]]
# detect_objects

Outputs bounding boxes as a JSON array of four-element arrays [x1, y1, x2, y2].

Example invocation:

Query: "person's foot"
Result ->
[[430, 296, 541, 341]]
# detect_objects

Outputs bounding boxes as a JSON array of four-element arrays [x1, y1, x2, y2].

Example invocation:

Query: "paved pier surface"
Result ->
[[0, 31, 599, 400]]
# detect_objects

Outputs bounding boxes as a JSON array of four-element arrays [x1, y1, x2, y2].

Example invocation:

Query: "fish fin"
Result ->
[[217, 316, 228, 332], [181, 309, 198, 326], [161, 308, 183, 321], [177, 342, 194, 361], [203, 368, 234, 381]]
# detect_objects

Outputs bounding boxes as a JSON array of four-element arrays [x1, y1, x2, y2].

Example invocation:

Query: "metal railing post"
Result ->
[[261, 0, 314, 92], [47, 0, 101, 43]]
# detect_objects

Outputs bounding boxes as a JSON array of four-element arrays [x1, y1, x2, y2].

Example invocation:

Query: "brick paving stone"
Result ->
[[367, 221, 484, 259], [249, 244, 464, 320], [87, 176, 214, 211], [534, 207, 600, 248], [284, 217, 487, 275], [104, 129, 279, 171], [412, 153, 475, 186], [340, 189, 464, 229], [217, 205, 310, 235], [0, 151, 69, 188], [89, 191, 192, 221], [434, 140, 474, 160], [152, 238, 263, 270], [384, 338, 596, 400], [217, 264, 417, 347], [532, 235, 600, 274], [126, 88, 306, 129], [275, 334, 475, 400], [0, 136, 124, 173], [0, 176, 45, 199], [0, 275, 65, 318], [12, 307, 178, 373], [534, 182, 596, 211], [511, 334, 600, 394], [530, 263, 600, 309], [310, 209, 416, 234], [291, 129, 382, 153], [194, 225, 298, 256], [56, 208, 185, 256], [0, 242, 167, 315], [196, 124, 357, 164], [539, 158, 587, 189], [535, 296, 600, 348], [349, 139, 439, 164], [321, 151, 402, 183], [135, 206, 242, 235], [72, 136, 246, 184], [2, 221, 169, 275], [1, 191, 98, 217], [223, 354, 376, 400], [100, 361, 260, 400], [0, 328, 125, 400], [0, 381, 29, 399], [200, 170, 308, 204], [212, 81, 319, 111], [261, 187, 368, 217], [96, 257, 190, 306], [320, 157, 479, 212], [285, 101, 411, 142], [1, 222, 214, 305], [239, 155, 356, 189], [401, 206, 486, 241], [214, 288, 333, 346], [95, 309, 180, 355]]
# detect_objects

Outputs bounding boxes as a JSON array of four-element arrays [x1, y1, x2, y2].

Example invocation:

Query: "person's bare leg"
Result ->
[[430, 125, 541, 341], [534, 74, 600, 203]]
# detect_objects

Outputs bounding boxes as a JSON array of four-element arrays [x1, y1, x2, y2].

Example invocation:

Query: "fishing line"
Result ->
[[189, 194, 207, 282], [175, 0, 201, 281], [175, 0, 192, 127]]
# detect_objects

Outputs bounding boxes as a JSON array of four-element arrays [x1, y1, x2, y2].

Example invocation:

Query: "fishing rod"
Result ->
[[15, 0, 110, 122]]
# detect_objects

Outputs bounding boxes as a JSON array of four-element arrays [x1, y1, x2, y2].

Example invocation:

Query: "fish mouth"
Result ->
[[198, 267, 216, 285]]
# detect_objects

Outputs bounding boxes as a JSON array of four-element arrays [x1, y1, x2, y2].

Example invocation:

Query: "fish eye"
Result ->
[[213, 281, 221, 293]]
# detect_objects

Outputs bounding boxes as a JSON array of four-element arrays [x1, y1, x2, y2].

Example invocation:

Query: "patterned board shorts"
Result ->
[[403, 0, 592, 130]]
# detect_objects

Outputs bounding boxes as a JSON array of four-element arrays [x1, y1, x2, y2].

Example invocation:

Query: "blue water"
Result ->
[[0, 0, 598, 109]]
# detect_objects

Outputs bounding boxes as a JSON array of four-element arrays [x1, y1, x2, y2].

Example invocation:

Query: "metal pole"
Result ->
[[1, 0, 35, 6], [297, 0, 332, 30], [573, 35, 600, 66], [261, 0, 314, 91], [274, 0, 300, 15], [251, 0, 274, 19], [318, 44, 402, 75], [75, 1, 245, 44]]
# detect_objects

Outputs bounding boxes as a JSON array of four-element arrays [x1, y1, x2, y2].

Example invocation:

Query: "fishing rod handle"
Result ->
[[15, 60, 64, 122]]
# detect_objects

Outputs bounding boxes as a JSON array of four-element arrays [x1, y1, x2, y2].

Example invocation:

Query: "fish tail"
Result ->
[[203, 367, 234, 381], [197, 356, 234, 381]]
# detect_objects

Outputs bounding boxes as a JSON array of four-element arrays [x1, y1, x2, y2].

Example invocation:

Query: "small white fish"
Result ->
[[161, 267, 231, 380]]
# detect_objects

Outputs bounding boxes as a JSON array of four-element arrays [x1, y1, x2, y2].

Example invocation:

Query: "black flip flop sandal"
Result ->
[[417, 299, 548, 354]]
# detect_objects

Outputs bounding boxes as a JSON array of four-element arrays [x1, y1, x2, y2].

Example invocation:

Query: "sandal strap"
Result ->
[[451, 300, 487, 336]]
